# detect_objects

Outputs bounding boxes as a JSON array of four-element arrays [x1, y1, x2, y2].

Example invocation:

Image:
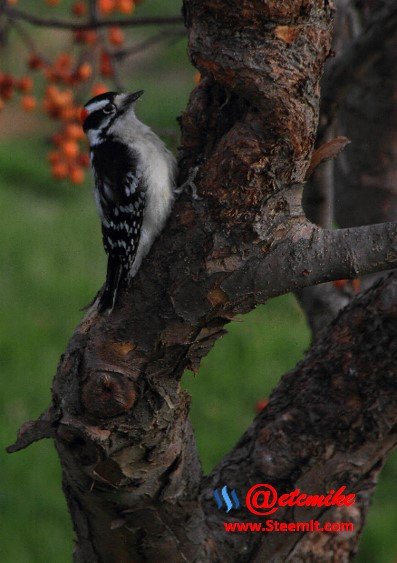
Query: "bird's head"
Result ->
[[81, 90, 144, 147]]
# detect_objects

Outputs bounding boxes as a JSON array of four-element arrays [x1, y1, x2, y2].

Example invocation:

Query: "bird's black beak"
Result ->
[[123, 90, 144, 108]]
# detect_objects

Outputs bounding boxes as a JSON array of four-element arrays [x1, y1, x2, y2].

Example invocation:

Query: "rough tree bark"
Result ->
[[7, 1, 397, 561]]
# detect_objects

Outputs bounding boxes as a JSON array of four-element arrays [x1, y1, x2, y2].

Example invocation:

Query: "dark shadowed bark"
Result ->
[[7, 1, 397, 561], [300, 0, 397, 337], [333, 0, 397, 229], [297, 2, 397, 555]]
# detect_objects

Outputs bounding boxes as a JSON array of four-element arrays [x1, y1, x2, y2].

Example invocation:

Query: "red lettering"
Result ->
[[305, 494, 325, 507], [278, 493, 290, 506], [333, 486, 347, 506], [288, 489, 300, 504], [245, 483, 355, 517], [296, 493, 308, 507], [265, 519, 275, 531], [345, 493, 356, 506], [295, 522, 310, 532]]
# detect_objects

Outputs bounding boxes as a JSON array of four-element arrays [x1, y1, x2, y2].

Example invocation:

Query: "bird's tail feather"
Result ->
[[98, 257, 123, 314]]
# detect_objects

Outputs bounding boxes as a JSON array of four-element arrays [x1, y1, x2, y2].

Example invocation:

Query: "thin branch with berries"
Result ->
[[0, 0, 186, 185], [3, 5, 183, 30]]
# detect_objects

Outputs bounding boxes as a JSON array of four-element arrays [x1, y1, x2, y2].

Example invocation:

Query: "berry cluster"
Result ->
[[1, 0, 144, 184], [27, 53, 108, 184], [0, 73, 36, 112], [97, 0, 137, 15]]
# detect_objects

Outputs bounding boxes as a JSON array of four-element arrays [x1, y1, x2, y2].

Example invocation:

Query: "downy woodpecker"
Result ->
[[81, 91, 176, 313]]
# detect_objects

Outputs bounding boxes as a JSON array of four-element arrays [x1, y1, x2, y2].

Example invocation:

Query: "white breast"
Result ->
[[109, 110, 177, 278], [127, 133, 176, 278]]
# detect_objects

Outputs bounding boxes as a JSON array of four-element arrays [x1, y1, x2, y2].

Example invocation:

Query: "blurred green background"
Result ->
[[0, 1, 396, 562]]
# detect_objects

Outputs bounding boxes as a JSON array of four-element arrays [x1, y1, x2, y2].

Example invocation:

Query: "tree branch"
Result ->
[[295, 283, 350, 339], [221, 221, 397, 304], [3, 6, 183, 30], [112, 29, 186, 60]]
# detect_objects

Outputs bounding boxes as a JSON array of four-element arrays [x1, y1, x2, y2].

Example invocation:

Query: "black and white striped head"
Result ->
[[81, 90, 144, 147]]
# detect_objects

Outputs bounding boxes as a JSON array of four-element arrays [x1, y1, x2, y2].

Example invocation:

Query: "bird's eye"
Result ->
[[103, 105, 114, 114]]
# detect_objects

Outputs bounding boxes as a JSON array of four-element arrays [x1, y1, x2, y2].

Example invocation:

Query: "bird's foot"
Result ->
[[175, 165, 202, 200]]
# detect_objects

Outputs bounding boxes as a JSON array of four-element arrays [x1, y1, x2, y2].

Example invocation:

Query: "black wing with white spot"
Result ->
[[91, 139, 146, 312], [92, 139, 146, 272], [99, 174, 146, 271]]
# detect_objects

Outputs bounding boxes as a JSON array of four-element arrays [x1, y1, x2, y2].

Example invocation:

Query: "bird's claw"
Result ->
[[175, 165, 202, 200]]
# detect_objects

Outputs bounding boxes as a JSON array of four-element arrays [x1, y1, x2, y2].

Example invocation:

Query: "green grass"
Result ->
[[0, 141, 93, 563]]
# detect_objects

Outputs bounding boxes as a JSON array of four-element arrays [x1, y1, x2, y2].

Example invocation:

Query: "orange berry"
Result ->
[[100, 52, 114, 77], [91, 82, 108, 97], [79, 153, 90, 167], [75, 62, 92, 81], [7, 0, 19, 6], [74, 30, 97, 44], [48, 150, 62, 164], [52, 133, 63, 146], [60, 89, 74, 107], [69, 166, 85, 184], [72, 1, 86, 15], [98, 0, 115, 14], [44, 67, 57, 82], [1, 87, 13, 101], [52, 162, 69, 180], [18, 76, 34, 92], [194, 71, 201, 85], [0, 74, 14, 88], [62, 140, 79, 159], [21, 95, 36, 111], [28, 54, 43, 70], [0, 75, 14, 101], [116, 0, 134, 14], [84, 30, 97, 44], [56, 53, 73, 69], [60, 106, 77, 121], [65, 123, 84, 140], [108, 26, 124, 46]]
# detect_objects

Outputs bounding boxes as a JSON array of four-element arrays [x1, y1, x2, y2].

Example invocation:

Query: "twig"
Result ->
[[0, 0, 9, 47], [113, 28, 185, 60], [6, 406, 60, 453], [8, 18, 51, 65], [4, 6, 183, 30]]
